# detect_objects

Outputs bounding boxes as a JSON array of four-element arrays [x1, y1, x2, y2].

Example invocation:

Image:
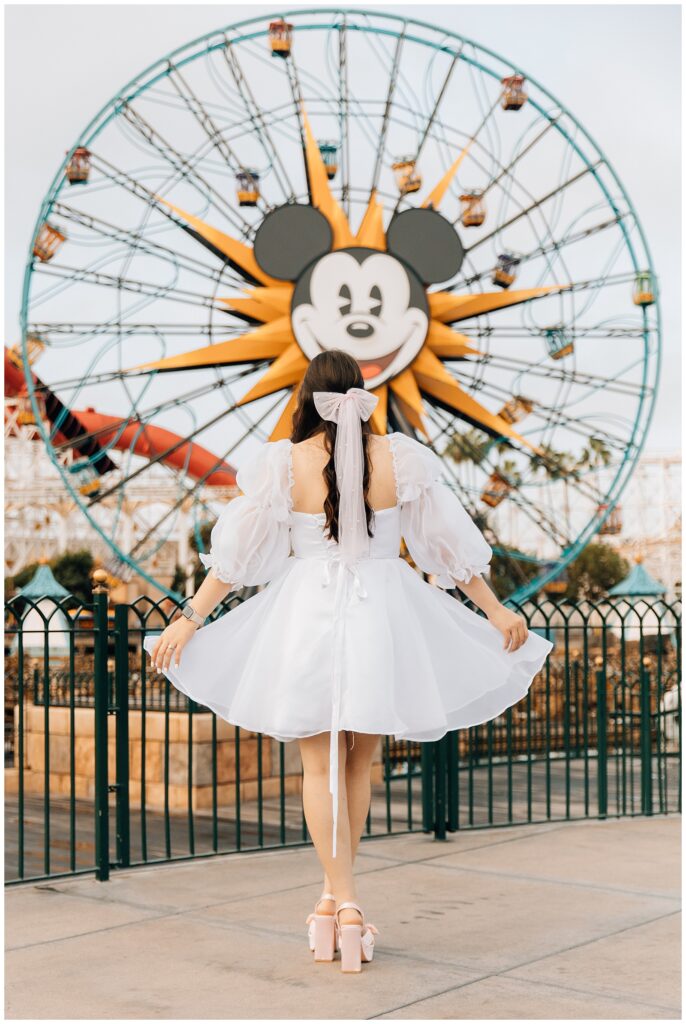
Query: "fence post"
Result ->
[[114, 604, 131, 868], [640, 659, 653, 816], [446, 730, 459, 832], [420, 742, 434, 832], [434, 734, 447, 841], [595, 657, 608, 819], [92, 569, 110, 881]]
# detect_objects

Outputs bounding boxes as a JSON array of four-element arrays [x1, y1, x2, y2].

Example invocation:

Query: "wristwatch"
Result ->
[[181, 603, 205, 628]]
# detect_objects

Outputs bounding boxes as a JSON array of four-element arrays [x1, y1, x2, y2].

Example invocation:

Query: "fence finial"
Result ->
[[92, 568, 109, 593]]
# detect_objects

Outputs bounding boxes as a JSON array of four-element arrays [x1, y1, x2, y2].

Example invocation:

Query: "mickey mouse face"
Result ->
[[253, 204, 464, 390], [292, 248, 428, 386]]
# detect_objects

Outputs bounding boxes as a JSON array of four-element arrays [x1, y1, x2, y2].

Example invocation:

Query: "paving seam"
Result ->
[[404, 858, 681, 902], [368, 907, 682, 1019]]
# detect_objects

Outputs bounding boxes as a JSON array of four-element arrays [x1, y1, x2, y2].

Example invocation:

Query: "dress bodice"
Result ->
[[290, 506, 401, 561]]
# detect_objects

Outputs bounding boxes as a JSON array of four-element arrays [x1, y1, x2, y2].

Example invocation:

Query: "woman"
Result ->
[[145, 349, 553, 973]]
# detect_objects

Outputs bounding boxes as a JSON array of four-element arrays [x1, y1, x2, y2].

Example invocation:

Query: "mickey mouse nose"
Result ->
[[346, 321, 374, 339]]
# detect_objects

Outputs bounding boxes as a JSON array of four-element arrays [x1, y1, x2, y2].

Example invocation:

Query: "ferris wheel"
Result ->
[[20, 8, 660, 601]]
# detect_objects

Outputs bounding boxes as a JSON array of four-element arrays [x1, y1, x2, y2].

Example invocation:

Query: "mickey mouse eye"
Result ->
[[338, 283, 352, 316], [369, 285, 382, 318]]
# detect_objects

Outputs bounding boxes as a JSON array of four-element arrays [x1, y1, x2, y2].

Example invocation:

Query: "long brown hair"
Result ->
[[290, 350, 374, 543]]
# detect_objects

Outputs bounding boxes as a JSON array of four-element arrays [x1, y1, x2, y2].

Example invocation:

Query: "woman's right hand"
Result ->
[[149, 616, 199, 671]]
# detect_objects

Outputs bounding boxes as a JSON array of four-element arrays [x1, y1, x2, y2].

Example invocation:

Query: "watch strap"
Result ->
[[182, 604, 205, 627]]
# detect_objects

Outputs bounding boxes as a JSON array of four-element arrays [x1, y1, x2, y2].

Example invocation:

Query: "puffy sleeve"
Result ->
[[389, 432, 493, 588], [198, 439, 292, 590]]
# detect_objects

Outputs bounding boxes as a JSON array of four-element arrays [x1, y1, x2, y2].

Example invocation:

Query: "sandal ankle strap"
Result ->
[[336, 900, 364, 922]]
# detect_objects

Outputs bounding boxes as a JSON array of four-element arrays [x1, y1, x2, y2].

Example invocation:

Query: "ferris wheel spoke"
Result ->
[[51, 201, 228, 283], [31, 262, 225, 311], [432, 358, 638, 480], [370, 27, 406, 195], [166, 62, 275, 218], [127, 392, 285, 558], [45, 381, 238, 457], [462, 160, 603, 252], [471, 351, 652, 400], [221, 38, 296, 202], [84, 369, 268, 507], [461, 325, 649, 339], [507, 486, 575, 550], [482, 116, 559, 197], [337, 17, 351, 214], [432, 390, 576, 550], [118, 101, 255, 234], [392, 50, 463, 215], [29, 322, 248, 341], [459, 213, 625, 290], [87, 151, 256, 268], [90, 150, 253, 258]]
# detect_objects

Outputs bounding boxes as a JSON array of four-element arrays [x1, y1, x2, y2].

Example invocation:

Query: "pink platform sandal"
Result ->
[[306, 892, 338, 961], [334, 901, 380, 973]]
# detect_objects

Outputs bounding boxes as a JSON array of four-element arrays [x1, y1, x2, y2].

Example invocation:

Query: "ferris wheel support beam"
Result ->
[[482, 117, 558, 198], [166, 61, 274, 219], [460, 216, 624, 290], [370, 25, 405, 195], [221, 38, 296, 202], [33, 263, 226, 312], [116, 104, 254, 237], [51, 201, 227, 282], [89, 153, 261, 287], [462, 161, 602, 253], [84, 366, 263, 506], [49, 375, 244, 457], [283, 53, 311, 200], [478, 354, 651, 400], [446, 364, 635, 457], [337, 16, 351, 216], [391, 48, 462, 217]]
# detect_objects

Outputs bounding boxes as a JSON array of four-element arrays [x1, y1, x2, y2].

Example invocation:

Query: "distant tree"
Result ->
[[51, 550, 95, 606], [189, 522, 213, 591], [489, 549, 541, 601], [564, 542, 630, 601], [5, 550, 94, 607], [171, 563, 186, 596]]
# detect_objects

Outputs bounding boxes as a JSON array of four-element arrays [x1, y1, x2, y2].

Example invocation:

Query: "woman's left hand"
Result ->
[[487, 605, 529, 652]]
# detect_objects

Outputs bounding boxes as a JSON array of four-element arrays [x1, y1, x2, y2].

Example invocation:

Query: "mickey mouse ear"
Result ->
[[386, 208, 464, 284], [253, 203, 333, 280]]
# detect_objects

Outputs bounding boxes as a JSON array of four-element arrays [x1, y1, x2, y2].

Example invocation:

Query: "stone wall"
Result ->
[[11, 703, 302, 812], [9, 703, 384, 812]]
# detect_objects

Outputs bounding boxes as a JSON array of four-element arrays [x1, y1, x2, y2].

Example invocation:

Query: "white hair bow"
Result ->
[[312, 387, 379, 566]]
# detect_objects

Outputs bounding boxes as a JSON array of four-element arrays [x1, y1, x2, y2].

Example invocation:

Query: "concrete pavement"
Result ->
[[5, 816, 681, 1019]]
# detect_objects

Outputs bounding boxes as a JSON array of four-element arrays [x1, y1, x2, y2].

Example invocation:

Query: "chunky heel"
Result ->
[[335, 900, 380, 972], [306, 891, 338, 961], [312, 914, 336, 961], [339, 924, 363, 972]]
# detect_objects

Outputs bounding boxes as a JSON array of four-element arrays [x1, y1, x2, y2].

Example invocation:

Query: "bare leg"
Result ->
[[299, 731, 361, 925], [321, 732, 380, 912]]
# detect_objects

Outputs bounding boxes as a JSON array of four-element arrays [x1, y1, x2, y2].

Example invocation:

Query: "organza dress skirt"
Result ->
[[143, 505, 554, 745]]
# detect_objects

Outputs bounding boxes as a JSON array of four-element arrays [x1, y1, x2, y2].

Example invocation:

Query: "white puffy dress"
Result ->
[[143, 433, 554, 749]]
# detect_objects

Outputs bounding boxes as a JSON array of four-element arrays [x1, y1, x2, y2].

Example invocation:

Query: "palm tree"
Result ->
[[576, 436, 612, 471], [442, 427, 492, 466]]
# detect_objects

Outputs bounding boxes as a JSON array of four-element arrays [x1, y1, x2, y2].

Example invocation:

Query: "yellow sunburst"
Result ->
[[130, 101, 569, 452]]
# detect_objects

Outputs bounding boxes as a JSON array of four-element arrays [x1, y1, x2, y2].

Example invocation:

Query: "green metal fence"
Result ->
[[5, 580, 681, 885]]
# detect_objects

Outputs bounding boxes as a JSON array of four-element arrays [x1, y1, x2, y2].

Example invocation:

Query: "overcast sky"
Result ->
[[4, 3, 681, 453]]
